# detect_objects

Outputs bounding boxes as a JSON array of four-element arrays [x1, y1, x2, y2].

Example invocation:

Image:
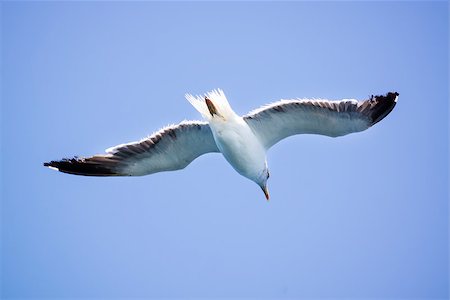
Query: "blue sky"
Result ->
[[1, 1, 448, 299]]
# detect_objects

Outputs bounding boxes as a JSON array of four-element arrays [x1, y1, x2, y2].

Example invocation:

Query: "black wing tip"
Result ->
[[386, 91, 399, 102], [367, 91, 399, 126], [43, 157, 122, 176], [44, 159, 64, 171]]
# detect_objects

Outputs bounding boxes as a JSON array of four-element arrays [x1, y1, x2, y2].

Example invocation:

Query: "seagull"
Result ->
[[44, 89, 398, 200]]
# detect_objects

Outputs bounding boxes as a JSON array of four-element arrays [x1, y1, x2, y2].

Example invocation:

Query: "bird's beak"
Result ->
[[261, 185, 270, 201]]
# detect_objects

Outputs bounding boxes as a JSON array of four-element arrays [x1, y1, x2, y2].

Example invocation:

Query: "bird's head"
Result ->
[[255, 168, 270, 201]]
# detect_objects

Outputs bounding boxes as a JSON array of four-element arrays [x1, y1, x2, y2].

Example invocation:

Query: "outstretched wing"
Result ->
[[244, 92, 398, 150], [44, 121, 219, 176]]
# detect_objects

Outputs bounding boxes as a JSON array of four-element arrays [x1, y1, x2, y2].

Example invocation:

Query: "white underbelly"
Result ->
[[210, 118, 266, 179]]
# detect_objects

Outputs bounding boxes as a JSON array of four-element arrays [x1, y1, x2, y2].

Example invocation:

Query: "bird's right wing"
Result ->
[[244, 92, 398, 150], [44, 121, 219, 176]]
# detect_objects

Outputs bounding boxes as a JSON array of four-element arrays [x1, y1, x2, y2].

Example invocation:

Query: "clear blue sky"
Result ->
[[1, 1, 448, 299]]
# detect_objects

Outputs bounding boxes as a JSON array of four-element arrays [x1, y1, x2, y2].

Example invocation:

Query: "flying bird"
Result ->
[[44, 89, 398, 200]]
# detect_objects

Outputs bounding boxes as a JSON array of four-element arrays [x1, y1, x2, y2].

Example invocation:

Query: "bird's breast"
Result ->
[[209, 117, 266, 179]]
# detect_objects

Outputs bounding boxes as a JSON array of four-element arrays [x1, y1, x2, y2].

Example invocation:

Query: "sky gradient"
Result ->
[[1, 1, 449, 299]]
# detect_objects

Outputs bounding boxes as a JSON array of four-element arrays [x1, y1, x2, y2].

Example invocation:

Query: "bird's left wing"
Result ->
[[244, 92, 398, 150], [44, 121, 219, 176]]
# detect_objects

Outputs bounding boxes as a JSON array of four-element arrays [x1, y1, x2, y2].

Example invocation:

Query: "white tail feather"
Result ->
[[186, 89, 237, 121], [185, 93, 210, 119]]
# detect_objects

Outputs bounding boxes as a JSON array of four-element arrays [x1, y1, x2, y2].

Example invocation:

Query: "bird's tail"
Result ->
[[185, 89, 237, 121]]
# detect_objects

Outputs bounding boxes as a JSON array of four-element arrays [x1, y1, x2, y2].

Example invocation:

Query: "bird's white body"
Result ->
[[209, 111, 267, 181], [187, 90, 268, 184]]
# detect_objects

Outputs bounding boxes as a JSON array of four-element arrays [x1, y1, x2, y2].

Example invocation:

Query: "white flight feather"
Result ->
[[244, 98, 367, 149]]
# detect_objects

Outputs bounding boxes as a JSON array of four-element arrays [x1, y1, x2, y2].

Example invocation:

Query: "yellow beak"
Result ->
[[261, 185, 270, 201]]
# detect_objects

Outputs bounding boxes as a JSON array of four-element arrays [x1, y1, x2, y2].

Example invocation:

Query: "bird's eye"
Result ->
[[267, 171, 270, 179]]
